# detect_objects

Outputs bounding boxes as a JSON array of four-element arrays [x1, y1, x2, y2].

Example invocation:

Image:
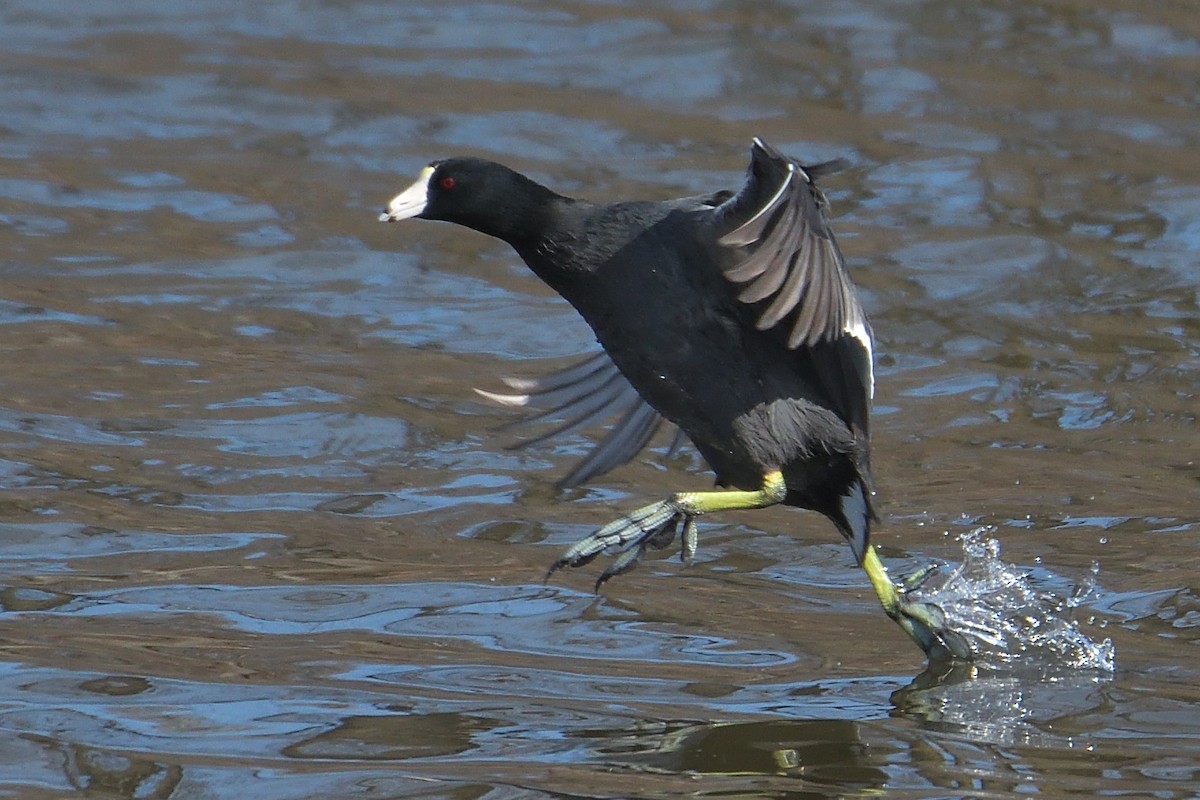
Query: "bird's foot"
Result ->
[[547, 499, 698, 590], [884, 590, 973, 662], [863, 549, 973, 661]]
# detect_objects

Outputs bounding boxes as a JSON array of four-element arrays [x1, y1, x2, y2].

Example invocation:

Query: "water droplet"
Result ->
[[902, 527, 1116, 672]]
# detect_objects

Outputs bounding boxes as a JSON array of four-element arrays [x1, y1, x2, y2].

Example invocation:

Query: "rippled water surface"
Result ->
[[2, 1, 1198, 797]]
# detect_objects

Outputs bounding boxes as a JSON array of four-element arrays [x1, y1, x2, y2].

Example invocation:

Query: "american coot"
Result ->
[[380, 138, 969, 660]]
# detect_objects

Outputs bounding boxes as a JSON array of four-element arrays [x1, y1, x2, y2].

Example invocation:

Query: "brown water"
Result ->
[[1, 1, 1198, 797]]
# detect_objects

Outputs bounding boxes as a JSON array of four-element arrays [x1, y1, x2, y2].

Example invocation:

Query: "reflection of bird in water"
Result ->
[[381, 138, 968, 659], [588, 717, 887, 784]]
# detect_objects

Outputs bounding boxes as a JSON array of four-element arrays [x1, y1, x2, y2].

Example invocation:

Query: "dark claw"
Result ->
[[595, 544, 647, 590], [545, 550, 595, 581], [545, 537, 607, 579]]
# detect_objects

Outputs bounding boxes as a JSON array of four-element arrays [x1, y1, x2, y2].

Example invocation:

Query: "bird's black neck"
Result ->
[[472, 172, 569, 253]]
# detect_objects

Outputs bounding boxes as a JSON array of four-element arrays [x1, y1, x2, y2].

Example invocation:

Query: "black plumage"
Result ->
[[380, 139, 969, 659]]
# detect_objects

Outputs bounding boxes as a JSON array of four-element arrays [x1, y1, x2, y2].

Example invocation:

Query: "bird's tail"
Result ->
[[837, 479, 874, 566]]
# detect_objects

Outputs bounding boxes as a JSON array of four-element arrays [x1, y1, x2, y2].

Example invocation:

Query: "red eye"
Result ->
[[440, 176, 456, 190]]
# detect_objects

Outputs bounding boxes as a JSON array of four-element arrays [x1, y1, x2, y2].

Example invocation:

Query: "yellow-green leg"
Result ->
[[549, 471, 787, 588], [547, 469, 974, 661], [863, 546, 972, 660]]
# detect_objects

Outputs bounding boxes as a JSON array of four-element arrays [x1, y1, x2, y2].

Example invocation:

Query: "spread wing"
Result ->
[[714, 137, 874, 438], [476, 351, 688, 487]]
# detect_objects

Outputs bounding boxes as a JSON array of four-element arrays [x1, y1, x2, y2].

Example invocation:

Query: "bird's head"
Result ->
[[380, 157, 559, 244]]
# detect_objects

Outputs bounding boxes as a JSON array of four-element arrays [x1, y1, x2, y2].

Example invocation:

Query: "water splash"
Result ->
[[906, 527, 1115, 671]]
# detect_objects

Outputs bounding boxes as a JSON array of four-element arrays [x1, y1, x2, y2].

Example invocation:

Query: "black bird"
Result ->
[[380, 139, 969, 659]]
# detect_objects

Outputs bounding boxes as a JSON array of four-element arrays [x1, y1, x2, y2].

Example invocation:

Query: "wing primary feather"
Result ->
[[492, 351, 613, 397], [476, 352, 691, 485], [498, 371, 633, 441], [559, 402, 663, 487]]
